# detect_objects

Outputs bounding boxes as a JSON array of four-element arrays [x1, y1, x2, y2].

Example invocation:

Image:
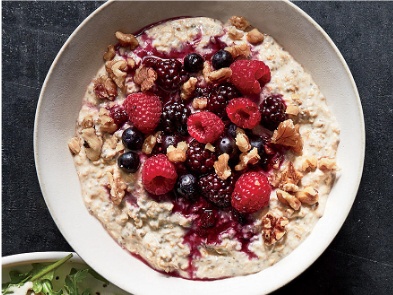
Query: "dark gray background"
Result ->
[[2, 1, 392, 294]]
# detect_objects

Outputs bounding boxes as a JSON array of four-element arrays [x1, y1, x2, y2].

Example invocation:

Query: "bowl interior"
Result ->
[[34, 1, 364, 294]]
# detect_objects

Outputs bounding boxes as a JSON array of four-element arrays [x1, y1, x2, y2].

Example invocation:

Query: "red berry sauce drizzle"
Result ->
[[109, 17, 287, 279]]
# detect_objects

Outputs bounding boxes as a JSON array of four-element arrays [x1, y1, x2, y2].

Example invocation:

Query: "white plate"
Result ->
[[34, 1, 365, 294], [2, 252, 129, 295]]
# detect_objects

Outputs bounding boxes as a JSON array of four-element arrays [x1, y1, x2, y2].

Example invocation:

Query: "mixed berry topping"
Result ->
[[118, 152, 140, 173], [207, 83, 240, 117], [142, 154, 177, 195], [186, 140, 216, 175], [123, 93, 162, 134], [199, 173, 236, 208], [212, 49, 234, 70], [187, 111, 225, 144], [231, 172, 271, 213], [226, 97, 261, 129], [161, 101, 190, 136], [184, 53, 204, 73], [260, 95, 287, 130], [230, 60, 271, 95]]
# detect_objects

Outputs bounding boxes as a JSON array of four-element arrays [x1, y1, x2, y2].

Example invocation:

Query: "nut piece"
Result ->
[[203, 61, 213, 83], [235, 147, 260, 171], [246, 28, 264, 44], [192, 97, 208, 110], [235, 128, 251, 153], [281, 162, 303, 187], [262, 214, 289, 246], [286, 105, 300, 117], [271, 119, 303, 153], [205, 143, 215, 152], [296, 186, 319, 205], [225, 43, 251, 59], [300, 156, 318, 172], [214, 153, 231, 180], [229, 15, 250, 31], [103, 45, 116, 61], [105, 60, 128, 89], [208, 68, 232, 83], [115, 31, 139, 50], [107, 168, 127, 205], [93, 75, 117, 100], [228, 26, 244, 40], [80, 128, 103, 161], [127, 57, 136, 69], [167, 141, 188, 163], [68, 137, 81, 155], [318, 157, 338, 171], [98, 108, 117, 134], [276, 189, 301, 210], [80, 115, 94, 130], [180, 77, 197, 100], [134, 65, 157, 92], [142, 131, 161, 155]]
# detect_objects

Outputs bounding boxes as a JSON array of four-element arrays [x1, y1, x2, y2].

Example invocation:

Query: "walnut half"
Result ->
[[246, 29, 264, 44], [271, 119, 303, 153], [276, 189, 301, 210], [262, 214, 289, 246], [229, 15, 250, 31], [134, 65, 157, 92], [115, 31, 139, 50], [93, 75, 117, 100], [214, 153, 231, 180], [295, 186, 319, 205]]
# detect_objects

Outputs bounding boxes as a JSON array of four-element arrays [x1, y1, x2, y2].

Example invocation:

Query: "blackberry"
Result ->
[[155, 58, 189, 91], [207, 83, 240, 117], [109, 105, 128, 126], [186, 140, 217, 174], [260, 95, 287, 130], [199, 209, 217, 228], [198, 173, 235, 208], [161, 102, 190, 136]]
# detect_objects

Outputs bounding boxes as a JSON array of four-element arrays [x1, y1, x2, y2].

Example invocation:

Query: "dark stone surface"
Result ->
[[2, 1, 392, 294]]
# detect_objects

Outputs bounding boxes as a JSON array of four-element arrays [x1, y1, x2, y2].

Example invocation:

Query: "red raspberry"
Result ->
[[187, 111, 224, 144], [123, 93, 162, 134], [226, 97, 261, 129], [230, 60, 271, 95], [231, 172, 271, 213], [142, 154, 177, 195]]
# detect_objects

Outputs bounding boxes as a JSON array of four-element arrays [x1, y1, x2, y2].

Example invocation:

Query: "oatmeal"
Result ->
[[68, 16, 339, 279]]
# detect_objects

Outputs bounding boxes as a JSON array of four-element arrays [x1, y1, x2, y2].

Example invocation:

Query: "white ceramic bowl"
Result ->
[[34, 1, 365, 294], [2, 252, 128, 295]]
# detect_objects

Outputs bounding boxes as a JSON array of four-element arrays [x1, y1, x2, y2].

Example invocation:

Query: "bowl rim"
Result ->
[[2, 252, 83, 268], [33, 1, 365, 294]]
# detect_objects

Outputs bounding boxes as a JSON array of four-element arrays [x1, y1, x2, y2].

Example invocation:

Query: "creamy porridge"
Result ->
[[68, 16, 339, 280]]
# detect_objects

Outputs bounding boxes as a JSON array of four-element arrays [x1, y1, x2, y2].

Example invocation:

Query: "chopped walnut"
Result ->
[[229, 15, 250, 31], [134, 65, 157, 92], [235, 147, 260, 171], [225, 43, 251, 59], [280, 162, 303, 187], [286, 105, 300, 116], [68, 137, 81, 155], [142, 132, 161, 155], [98, 108, 117, 133], [235, 128, 251, 153], [214, 153, 231, 180], [318, 157, 338, 171], [271, 119, 303, 153], [93, 75, 117, 100], [208, 68, 232, 83], [276, 189, 301, 210], [296, 186, 319, 205], [80, 128, 103, 161], [107, 167, 127, 205], [167, 141, 188, 163], [262, 214, 289, 246], [115, 31, 139, 50], [205, 143, 215, 152], [246, 29, 264, 44], [80, 115, 94, 129], [192, 97, 207, 110], [127, 57, 136, 69], [105, 60, 128, 89], [203, 61, 213, 83], [228, 26, 244, 40], [180, 77, 197, 100], [103, 45, 116, 61], [300, 156, 318, 172]]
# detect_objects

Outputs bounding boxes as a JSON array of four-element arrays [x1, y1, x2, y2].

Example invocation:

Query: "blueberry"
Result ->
[[216, 136, 236, 157], [227, 123, 237, 138], [175, 174, 198, 199], [122, 127, 144, 150], [249, 135, 266, 156], [212, 49, 233, 70], [118, 152, 140, 173], [184, 53, 204, 73], [160, 134, 180, 154]]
